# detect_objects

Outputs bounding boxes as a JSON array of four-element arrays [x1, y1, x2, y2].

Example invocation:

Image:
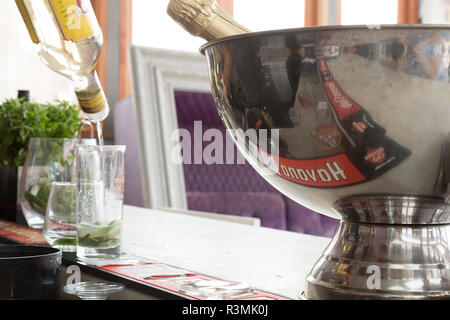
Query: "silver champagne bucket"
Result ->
[[200, 25, 450, 299]]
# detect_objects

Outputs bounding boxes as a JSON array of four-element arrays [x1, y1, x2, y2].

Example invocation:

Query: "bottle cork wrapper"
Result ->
[[167, 0, 249, 41], [77, 90, 106, 114]]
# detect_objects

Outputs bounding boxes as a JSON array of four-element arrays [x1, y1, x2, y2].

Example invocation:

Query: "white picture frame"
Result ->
[[129, 45, 212, 210]]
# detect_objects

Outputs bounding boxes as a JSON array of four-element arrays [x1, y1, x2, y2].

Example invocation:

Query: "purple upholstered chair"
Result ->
[[114, 92, 338, 237]]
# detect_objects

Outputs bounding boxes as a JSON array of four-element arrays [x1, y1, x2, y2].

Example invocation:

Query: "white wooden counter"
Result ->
[[121, 205, 331, 300]]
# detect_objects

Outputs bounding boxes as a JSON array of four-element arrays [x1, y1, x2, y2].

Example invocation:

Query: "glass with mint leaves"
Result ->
[[75, 145, 126, 260], [19, 138, 96, 229]]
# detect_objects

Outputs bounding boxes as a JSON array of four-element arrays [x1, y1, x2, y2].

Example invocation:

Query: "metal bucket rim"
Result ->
[[200, 23, 450, 54], [0, 245, 60, 261]]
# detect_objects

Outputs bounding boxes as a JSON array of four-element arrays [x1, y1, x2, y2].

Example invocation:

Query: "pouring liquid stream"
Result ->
[[96, 122, 104, 147], [96, 122, 105, 223]]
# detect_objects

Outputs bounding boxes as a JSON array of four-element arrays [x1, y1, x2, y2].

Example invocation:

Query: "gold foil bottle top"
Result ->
[[167, 0, 250, 41]]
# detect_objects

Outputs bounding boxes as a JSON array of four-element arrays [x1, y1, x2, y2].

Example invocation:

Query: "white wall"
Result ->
[[234, 0, 305, 31], [132, 0, 305, 52], [341, 0, 398, 25], [132, 0, 204, 52], [420, 0, 450, 24], [0, 1, 74, 104]]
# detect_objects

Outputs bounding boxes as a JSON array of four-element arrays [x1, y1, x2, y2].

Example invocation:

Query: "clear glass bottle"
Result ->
[[15, 0, 109, 122]]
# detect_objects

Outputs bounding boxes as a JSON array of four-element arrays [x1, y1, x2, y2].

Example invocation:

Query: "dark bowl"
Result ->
[[201, 25, 450, 224], [0, 245, 61, 299]]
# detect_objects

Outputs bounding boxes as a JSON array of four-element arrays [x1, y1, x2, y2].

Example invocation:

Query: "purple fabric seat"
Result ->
[[174, 90, 338, 237], [187, 192, 287, 230], [284, 197, 337, 238], [113, 92, 339, 237]]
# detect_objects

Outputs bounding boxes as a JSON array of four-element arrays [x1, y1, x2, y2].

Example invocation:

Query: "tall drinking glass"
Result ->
[[75, 145, 126, 260]]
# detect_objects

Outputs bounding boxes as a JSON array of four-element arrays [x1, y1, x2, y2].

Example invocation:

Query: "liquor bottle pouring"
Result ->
[[168, 0, 450, 300], [15, 0, 109, 124]]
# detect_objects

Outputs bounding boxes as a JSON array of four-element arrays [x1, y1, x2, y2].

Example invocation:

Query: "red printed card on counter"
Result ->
[[101, 263, 289, 300], [0, 220, 47, 245]]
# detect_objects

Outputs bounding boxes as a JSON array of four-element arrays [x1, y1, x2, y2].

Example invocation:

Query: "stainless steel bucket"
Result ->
[[201, 25, 450, 299]]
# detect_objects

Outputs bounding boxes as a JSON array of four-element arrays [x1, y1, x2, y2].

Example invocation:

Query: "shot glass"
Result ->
[[75, 145, 126, 260], [43, 182, 77, 252]]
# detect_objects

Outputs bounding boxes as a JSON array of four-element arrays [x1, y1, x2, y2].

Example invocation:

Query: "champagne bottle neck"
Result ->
[[167, 0, 250, 41]]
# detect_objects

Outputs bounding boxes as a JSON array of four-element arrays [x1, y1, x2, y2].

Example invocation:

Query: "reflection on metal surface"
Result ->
[[306, 221, 450, 299], [201, 26, 450, 299], [333, 195, 450, 224], [202, 26, 450, 219]]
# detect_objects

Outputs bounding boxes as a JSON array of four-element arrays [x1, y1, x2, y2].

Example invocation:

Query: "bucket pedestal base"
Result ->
[[305, 221, 450, 299]]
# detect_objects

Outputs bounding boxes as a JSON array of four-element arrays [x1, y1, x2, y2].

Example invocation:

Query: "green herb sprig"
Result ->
[[0, 98, 83, 168]]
